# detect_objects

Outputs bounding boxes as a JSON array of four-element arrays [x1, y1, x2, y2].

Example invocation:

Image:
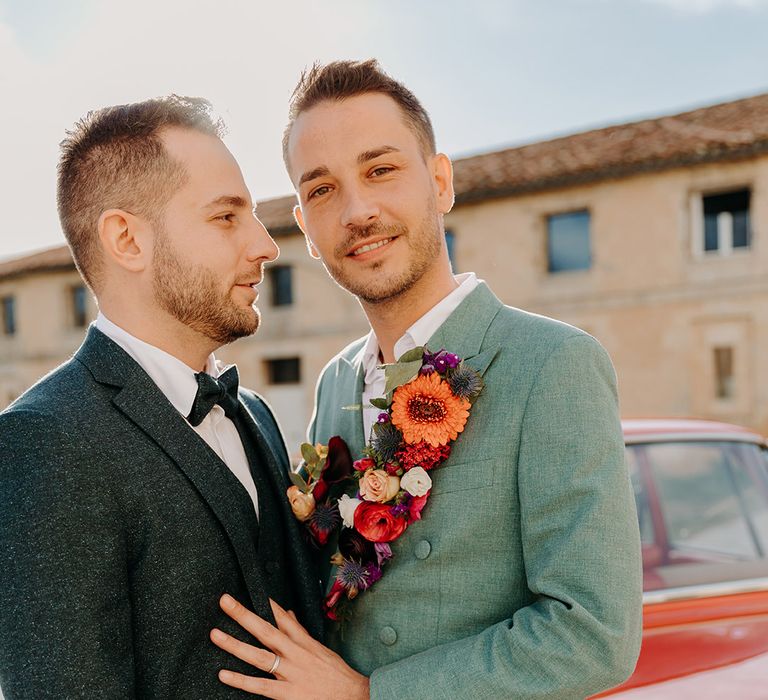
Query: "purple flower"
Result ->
[[377, 411, 390, 424], [363, 564, 383, 588], [434, 356, 448, 373], [443, 352, 460, 368], [419, 364, 435, 376], [374, 542, 393, 567], [390, 502, 410, 518]]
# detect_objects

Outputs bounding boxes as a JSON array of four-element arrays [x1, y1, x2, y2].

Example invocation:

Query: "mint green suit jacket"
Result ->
[[309, 283, 642, 699]]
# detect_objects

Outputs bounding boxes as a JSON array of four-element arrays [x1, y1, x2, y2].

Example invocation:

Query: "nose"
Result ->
[[245, 215, 279, 263], [340, 184, 379, 230]]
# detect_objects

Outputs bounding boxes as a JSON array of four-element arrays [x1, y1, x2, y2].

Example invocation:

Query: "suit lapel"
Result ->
[[75, 328, 271, 619], [426, 282, 503, 379], [337, 351, 367, 455], [238, 395, 324, 637]]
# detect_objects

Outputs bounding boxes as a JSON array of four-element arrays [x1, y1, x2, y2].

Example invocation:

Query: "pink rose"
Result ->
[[287, 486, 316, 522], [359, 469, 400, 503], [408, 493, 430, 523]]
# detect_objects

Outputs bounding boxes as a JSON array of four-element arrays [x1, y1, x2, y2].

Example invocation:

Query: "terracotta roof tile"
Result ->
[[453, 91, 768, 203], [0, 245, 75, 281]]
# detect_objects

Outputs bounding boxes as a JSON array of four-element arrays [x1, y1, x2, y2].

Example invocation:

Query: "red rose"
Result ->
[[353, 457, 376, 472], [354, 502, 408, 543]]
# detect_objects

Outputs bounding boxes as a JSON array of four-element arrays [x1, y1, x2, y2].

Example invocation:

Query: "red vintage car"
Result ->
[[596, 419, 768, 698]]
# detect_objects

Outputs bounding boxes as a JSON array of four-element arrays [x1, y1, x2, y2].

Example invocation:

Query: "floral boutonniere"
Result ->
[[287, 347, 483, 621]]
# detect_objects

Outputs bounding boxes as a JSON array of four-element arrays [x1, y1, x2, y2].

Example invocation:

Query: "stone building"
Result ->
[[2, 91, 767, 449]]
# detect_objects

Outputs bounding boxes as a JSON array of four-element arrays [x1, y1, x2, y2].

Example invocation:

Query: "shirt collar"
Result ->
[[94, 312, 221, 418], [361, 272, 480, 383]]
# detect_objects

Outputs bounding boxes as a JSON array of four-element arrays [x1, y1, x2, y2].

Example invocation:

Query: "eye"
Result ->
[[215, 213, 236, 223], [370, 165, 394, 177], [308, 185, 332, 200]]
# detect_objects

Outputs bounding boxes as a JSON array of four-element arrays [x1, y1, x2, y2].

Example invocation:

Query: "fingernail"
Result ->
[[211, 628, 227, 642], [220, 594, 235, 610], [219, 670, 233, 682]]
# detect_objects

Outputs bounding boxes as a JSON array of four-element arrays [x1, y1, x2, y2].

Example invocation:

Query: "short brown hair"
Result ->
[[57, 95, 225, 291], [283, 59, 436, 165]]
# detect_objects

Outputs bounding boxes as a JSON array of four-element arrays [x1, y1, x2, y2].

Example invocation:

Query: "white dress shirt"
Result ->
[[360, 272, 480, 441], [95, 313, 259, 518]]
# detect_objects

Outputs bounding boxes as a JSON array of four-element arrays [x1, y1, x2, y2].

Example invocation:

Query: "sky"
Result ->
[[1, 0, 768, 261]]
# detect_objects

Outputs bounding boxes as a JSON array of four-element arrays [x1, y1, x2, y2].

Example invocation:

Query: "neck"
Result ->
[[98, 295, 218, 372], [362, 265, 458, 364]]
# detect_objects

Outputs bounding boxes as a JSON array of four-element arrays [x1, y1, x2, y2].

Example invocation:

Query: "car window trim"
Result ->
[[643, 576, 768, 604]]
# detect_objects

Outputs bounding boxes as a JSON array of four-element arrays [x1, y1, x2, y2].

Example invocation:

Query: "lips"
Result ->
[[348, 237, 393, 257]]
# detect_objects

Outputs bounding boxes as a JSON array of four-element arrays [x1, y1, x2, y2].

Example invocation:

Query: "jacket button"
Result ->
[[414, 540, 431, 560], [379, 626, 397, 646]]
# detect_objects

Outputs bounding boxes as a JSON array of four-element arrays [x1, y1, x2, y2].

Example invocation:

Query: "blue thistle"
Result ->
[[337, 559, 370, 595], [371, 422, 403, 463], [447, 364, 484, 400]]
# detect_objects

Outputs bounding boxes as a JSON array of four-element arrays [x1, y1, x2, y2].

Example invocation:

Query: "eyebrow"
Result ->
[[202, 195, 250, 210], [298, 145, 402, 188], [357, 145, 400, 164], [298, 166, 330, 187]]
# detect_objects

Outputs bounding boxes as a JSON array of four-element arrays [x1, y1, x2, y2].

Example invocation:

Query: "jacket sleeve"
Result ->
[[369, 335, 643, 700], [0, 410, 136, 699]]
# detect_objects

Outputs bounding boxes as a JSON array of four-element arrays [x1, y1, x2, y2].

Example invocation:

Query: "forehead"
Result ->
[[287, 93, 420, 179], [161, 127, 247, 197]]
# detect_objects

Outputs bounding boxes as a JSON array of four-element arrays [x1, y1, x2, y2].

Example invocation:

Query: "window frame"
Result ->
[[691, 186, 752, 259], [545, 208, 592, 274]]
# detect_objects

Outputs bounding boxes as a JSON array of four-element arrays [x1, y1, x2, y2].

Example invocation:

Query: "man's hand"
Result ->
[[210, 594, 369, 699]]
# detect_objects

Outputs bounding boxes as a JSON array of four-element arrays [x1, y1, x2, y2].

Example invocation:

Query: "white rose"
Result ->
[[400, 467, 432, 497], [338, 494, 362, 528]]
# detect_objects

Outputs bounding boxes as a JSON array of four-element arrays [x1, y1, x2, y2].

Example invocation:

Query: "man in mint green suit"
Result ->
[[213, 60, 642, 699]]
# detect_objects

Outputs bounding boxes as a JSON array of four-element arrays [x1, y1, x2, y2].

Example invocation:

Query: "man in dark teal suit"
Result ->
[[212, 62, 642, 699], [0, 96, 322, 698]]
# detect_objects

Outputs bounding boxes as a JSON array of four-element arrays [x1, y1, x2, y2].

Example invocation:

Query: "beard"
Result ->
[[323, 200, 444, 305], [151, 230, 261, 345]]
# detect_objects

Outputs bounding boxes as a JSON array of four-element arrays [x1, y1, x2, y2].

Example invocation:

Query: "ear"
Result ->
[[431, 153, 455, 215], [97, 209, 150, 273], [293, 204, 321, 260]]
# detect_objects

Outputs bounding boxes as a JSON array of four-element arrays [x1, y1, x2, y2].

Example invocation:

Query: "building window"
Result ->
[[546, 210, 591, 273], [713, 346, 734, 400], [702, 189, 751, 254], [265, 357, 301, 385], [268, 266, 293, 306], [2, 296, 16, 336], [71, 285, 88, 328], [445, 229, 457, 270]]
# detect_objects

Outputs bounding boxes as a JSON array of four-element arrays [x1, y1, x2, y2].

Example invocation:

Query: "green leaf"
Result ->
[[396, 346, 425, 364], [300, 443, 318, 466], [289, 471, 309, 493], [308, 458, 325, 481], [369, 397, 389, 410], [384, 359, 423, 395]]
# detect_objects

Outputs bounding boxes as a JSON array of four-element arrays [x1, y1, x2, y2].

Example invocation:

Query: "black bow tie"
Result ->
[[187, 365, 240, 427]]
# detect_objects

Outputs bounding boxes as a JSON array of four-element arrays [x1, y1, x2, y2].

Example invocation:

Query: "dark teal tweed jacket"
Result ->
[[0, 327, 322, 699], [309, 283, 643, 700]]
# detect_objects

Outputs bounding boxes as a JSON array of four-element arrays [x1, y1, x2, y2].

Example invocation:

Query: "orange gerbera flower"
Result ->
[[390, 372, 471, 447]]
